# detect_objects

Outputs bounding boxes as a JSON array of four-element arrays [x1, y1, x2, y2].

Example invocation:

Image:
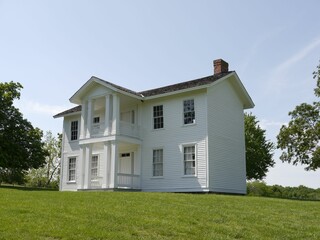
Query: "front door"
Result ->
[[118, 152, 133, 188], [119, 153, 132, 174]]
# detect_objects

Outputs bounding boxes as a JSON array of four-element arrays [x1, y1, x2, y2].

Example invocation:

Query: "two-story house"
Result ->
[[54, 59, 254, 194]]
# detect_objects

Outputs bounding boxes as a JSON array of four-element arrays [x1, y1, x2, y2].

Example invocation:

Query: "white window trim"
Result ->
[[183, 99, 196, 126], [67, 157, 77, 183], [70, 120, 79, 141], [152, 104, 165, 130], [91, 154, 99, 180], [181, 143, 197, 177], [93, 116, 100, 124], [152, 148, 164, 178]]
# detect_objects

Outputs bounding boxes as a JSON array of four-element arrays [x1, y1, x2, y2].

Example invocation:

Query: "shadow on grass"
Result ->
[[0, 184, 58, 191]]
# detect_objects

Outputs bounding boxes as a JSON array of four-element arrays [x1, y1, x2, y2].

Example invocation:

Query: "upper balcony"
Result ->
[[91, 121, 140, 139], [79, 93, 141, 141]]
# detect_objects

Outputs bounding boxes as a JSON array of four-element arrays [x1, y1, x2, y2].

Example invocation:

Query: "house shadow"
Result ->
[[0, 184, 58, 191]]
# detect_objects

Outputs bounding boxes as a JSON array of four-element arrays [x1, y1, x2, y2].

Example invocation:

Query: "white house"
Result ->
[[54, 59, 254, 194]]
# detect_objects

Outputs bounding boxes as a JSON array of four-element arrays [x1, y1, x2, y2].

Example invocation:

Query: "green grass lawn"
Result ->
[[0, 187, 319, 240]]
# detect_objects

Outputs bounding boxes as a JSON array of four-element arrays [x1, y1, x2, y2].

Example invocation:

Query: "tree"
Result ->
[[0, 81, 47, 184], [245, 113, 275, 180], [26, 131, 62, 188], [277, 62, 320, 171]]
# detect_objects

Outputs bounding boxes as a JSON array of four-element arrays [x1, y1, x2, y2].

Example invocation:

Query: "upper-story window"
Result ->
[[183, 99, 195, 125], [93, 116, 100, 124], [153, 105, 164, 129], [70, 120, 78, 141]]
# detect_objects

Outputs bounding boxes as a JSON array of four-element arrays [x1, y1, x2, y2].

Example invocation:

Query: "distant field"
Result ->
[[0, 187, 319, 240]]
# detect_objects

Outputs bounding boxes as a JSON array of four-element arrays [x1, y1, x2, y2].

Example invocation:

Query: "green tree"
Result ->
[[0, 81, 47, 184], [26, 131, 62, 188], [245, 113, 275, 180], [277, 62, 320, 170]]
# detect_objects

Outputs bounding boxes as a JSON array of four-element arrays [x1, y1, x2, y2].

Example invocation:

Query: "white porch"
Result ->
[[77, 141, 141, 190], [80, 92, 141, 140]]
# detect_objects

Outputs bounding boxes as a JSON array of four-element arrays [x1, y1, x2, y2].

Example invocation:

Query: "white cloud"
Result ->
[[266, 36, 320, 94], [276, 37, 320, 73]]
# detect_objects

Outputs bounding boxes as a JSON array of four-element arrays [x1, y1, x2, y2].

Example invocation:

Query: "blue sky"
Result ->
[[1, 0, 319, 188]]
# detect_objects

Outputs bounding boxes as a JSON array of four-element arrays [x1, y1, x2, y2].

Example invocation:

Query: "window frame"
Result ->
[[93, 116, 100, 124], [183, 144, 196, 176], [68, 157, 76, 182], [153, 105, 164, 130], [183, 99, 195, 125], [91, 155, 99, 180], [152, 148, 163, 177], [70, 120, 78, 141]]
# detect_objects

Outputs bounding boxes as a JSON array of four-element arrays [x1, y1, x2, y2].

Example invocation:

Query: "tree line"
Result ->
[[0, 61, 319, 189], [247, 181, 320, 200]]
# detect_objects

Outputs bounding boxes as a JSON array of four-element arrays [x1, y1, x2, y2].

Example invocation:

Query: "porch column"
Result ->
[[104, 95, 110, 135], [83, 144, 92, 189], [109, 141, 118, 188], [80, 101, 86, 139], [112, 94, 120, 135], [102, 141, 110, 188], [86, 99, 94, 138], [77, 146, 85, 189]]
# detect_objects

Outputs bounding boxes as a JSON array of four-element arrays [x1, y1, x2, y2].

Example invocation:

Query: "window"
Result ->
[[153, 105, 164, 129], [91, 155, 98, 179], [153, 149, 163, 177], [183, 99, 195, 125], [121, 153, 130, 158], [184, 145, 196, 175], [93, 117, 100, 124], [68, 157, 76, 181], [71, 121, 78, 141]]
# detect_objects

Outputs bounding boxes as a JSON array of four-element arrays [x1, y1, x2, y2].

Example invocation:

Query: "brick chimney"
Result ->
[[213, 59, 229, 75]]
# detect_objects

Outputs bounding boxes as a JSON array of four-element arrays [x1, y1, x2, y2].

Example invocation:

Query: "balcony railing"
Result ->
[[90, 121, 140, 139], [91, 122, 105, 136], [119, 121, 140, 138], [117, 173, 140, 189], [90, 176, 103, 188]]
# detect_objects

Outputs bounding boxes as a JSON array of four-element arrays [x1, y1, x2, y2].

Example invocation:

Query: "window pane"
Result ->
[[91, 156, 98, 179], [183, 99, 195, 125], [71, 121, 78, 140], [93, 117, 100, 124], [153, 149, 163, 176], [153, 105, 164, 129], [68, 158, 76, 181], [184, 146, 195, 175]]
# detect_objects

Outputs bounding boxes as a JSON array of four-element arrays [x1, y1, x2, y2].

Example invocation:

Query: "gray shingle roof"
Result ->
[[93, 76, 141, 97], [139, 72, 232, 97], [53, 105, 82, 118], [53, 72, 233, 118]]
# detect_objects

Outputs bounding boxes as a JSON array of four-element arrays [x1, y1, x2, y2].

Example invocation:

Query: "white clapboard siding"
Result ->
[[207, 79, 246, 194], [60, 116, 81, 191], [140, 90, 209, 192]]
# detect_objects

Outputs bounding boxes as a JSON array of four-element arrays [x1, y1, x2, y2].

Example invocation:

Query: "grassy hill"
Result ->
[[0, 187, 319, 239]]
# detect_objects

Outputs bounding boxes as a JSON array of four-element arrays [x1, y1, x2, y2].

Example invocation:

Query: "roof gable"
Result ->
[[69, 76, 142, 105]]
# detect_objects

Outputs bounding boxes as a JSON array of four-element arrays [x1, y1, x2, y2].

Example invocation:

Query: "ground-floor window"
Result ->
[[91, 155, 99, 179], [184, 145, 196, 175], [153, 149, 163, 177], [68, 157, 76, 181]]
